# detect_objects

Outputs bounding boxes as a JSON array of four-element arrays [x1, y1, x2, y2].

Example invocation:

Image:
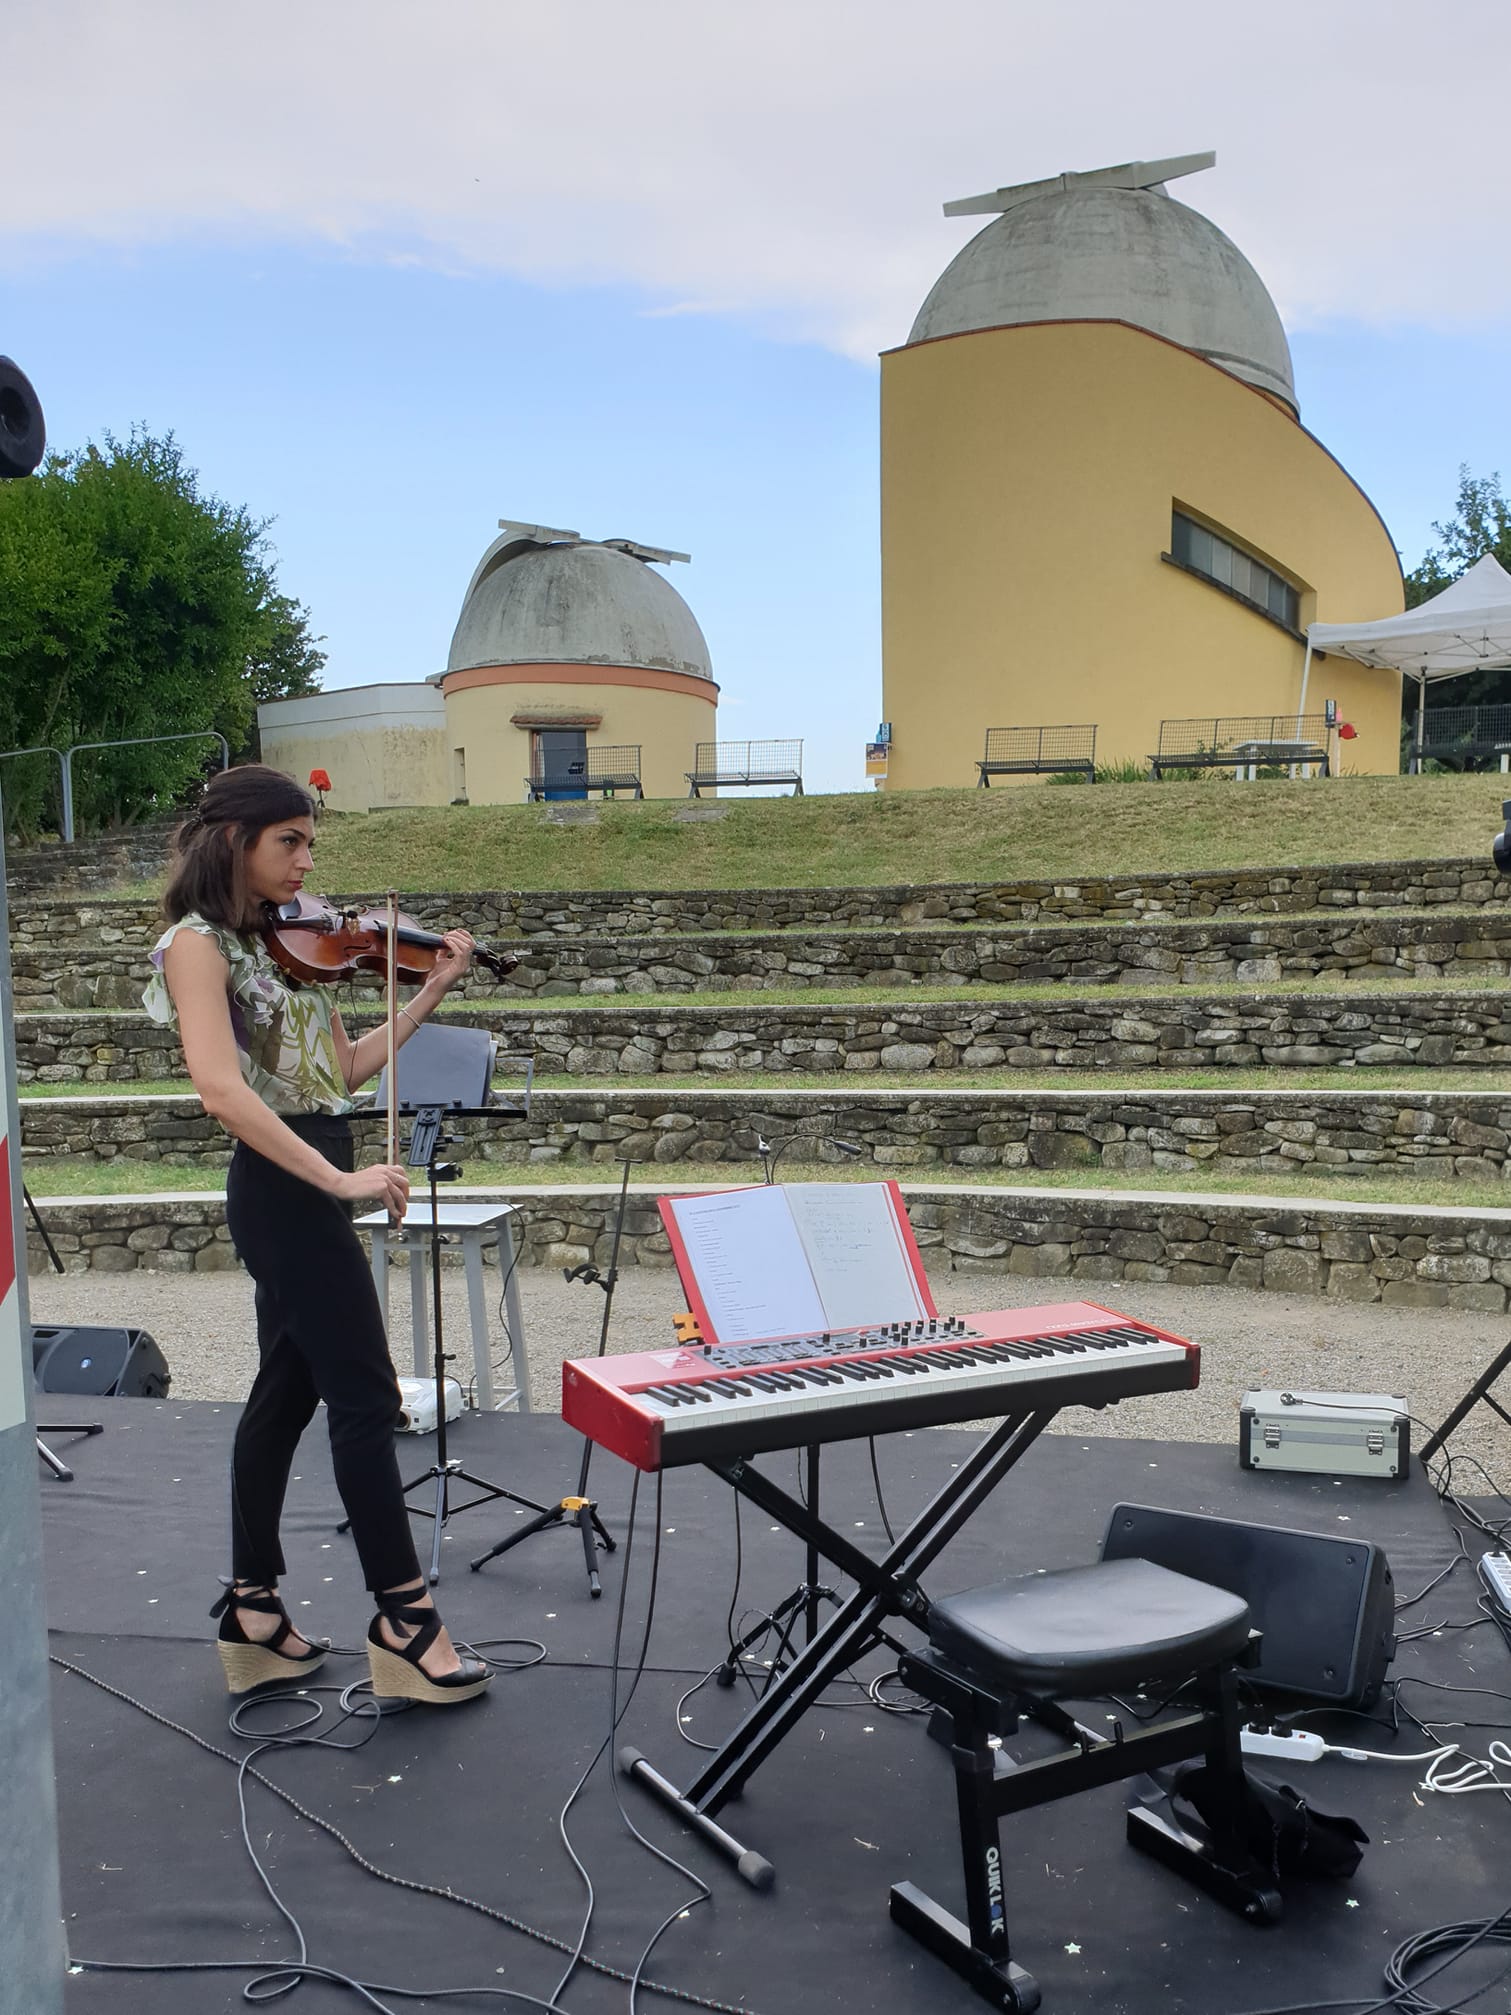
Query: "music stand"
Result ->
[[343, 1022, 548, 1584], [1420, 1338, 1511, 1467], [469, 1157, 625, 1596]]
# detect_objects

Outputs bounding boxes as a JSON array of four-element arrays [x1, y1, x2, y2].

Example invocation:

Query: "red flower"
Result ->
[[308, 768, 333, 792], [1337, 724, 1357, 741]]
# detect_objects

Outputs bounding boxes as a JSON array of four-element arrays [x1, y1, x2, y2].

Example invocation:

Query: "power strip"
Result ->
[[1240, 1727, 1326, 1763], [1480, 1552, 1511, 1613]]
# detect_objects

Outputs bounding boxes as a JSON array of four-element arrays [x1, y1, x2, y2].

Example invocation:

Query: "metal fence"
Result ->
[[1410, 705, 1511, 772], [978, 724, 1097, 783], [687, 739, 804, 796], [525, 745, 643, 801], [1151, 714, 1332, 779]]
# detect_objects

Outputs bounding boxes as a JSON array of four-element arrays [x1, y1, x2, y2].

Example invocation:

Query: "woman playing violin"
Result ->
[[144, 764, 490, 1706]]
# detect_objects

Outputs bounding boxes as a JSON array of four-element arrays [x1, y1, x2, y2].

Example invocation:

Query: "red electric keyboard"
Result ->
[[562, 1300, 1199, 1470]]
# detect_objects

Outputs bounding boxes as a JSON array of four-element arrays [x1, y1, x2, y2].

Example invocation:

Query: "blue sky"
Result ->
[[5, 0, 1508, 794], [9, 242, 1505, 795]]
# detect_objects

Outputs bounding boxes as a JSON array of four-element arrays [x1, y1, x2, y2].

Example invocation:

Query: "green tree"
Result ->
[[0, 428, 325, 834], [1400, 466, 1511, 725]]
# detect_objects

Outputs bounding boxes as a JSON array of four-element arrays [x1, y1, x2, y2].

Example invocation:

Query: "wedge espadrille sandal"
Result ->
[[366, 1587, 492, 1707], [210, 1581, 328, 1695]]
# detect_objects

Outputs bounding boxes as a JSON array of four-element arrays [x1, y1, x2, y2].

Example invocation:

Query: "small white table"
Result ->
[[357, 1200, 530, 1414]]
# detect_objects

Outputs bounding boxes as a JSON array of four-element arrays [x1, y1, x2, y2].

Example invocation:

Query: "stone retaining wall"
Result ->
[[23, 1086, 1511, 1183], [26, 1181, 1511, 1312], [8, 853, 1508, 952], [14, 909, 1511, 1011], [18, 992, 1511, 1083], [4, 822, 175, 896]]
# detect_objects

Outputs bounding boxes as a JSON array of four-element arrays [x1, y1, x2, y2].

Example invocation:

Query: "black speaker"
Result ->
[[1100, 1502, 1395, 1709], [0, 355, 47, 480], [31, 1324, 171, 1399]]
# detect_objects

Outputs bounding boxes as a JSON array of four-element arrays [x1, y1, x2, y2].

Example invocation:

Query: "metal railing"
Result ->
[[978, 725, 1097, 784], [1150, 714, 1332, 780], [686, 739, 803, 797], [1409, 704, 1511, 773], [525, 744, 643, 802], [0, 729, 228, 838]]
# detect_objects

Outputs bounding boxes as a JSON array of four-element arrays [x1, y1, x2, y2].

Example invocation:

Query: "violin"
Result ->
[[259, 892, 520, 988]]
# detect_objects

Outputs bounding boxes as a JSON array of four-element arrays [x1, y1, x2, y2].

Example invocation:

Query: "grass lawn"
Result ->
[[20, 1066, 1511, 1102], [36, 970, 1511, 1030], [24, 1154, 1511, 1214], [98, 773, 1510, 897], [451, 971, 1511, 1012]]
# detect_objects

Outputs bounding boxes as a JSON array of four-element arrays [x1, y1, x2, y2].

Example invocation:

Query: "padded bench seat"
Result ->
[[926, 1557, 1253, 1693]]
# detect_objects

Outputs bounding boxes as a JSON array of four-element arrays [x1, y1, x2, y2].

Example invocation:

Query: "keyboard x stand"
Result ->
[[620, 1403, 1059, 1886]]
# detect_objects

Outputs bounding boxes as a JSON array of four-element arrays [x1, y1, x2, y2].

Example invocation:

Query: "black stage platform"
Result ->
[[37, 1396, 1511, 2015]]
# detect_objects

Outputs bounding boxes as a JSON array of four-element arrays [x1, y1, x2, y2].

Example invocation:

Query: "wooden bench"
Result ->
[[1150, 715, 1331, 780], [525, 744, 644, 802], [977, 725, 1097, 785], [686, 739, 803, 797]]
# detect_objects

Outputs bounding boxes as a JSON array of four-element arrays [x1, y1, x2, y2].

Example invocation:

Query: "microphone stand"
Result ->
[[469, 1155, 629, 1596]]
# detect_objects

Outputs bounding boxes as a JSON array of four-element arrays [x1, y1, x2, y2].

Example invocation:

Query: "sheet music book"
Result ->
[[660, 1181, 935, 1346]]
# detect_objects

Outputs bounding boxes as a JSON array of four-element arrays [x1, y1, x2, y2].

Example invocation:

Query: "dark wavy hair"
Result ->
[[162, 765, 315, 928]]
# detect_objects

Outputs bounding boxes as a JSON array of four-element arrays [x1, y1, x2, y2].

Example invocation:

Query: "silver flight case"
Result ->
[[1239, 1389, 1409, 1480]]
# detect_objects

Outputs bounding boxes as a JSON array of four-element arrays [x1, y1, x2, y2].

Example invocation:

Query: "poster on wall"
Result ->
[[0, 1134, 26, 1434]]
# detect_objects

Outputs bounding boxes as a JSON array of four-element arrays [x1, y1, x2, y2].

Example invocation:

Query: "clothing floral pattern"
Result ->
[[144, 914, 355, 1116]]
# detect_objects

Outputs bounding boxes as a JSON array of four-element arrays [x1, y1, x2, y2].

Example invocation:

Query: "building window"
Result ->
[[1169, 511, 1300, 631]]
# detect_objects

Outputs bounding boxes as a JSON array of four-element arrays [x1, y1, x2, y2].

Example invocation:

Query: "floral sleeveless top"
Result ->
[[143, 914, 355, 1117]]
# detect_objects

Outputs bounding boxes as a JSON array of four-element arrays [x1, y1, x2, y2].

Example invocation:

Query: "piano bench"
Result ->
[[927, 1556, 1253, 1692], [890, 1559, 1278, 2014]]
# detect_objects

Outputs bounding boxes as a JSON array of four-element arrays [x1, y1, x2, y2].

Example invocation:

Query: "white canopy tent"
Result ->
[[1301, 553, 1511, 770]]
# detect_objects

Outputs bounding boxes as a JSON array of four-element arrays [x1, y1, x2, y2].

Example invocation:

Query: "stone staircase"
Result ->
[[14, 850, 1511, 1307]]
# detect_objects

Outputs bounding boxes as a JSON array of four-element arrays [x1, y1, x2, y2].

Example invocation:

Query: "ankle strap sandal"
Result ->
[[366, 1589, 492, 1707], [211, 1580, 328, 1695]]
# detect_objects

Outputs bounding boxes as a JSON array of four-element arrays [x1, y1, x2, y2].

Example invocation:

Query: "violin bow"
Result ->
[[385, 889, 400, 1223]]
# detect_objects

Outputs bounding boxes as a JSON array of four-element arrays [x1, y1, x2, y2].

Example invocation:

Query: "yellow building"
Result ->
[[879, 154, 1404, 787], [259, 521, 717, 808], [439, 522, 717, 803]]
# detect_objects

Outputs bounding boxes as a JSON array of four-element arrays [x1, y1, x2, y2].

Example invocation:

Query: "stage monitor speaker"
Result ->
[[30, 1324, 171, 1400], [1101, 1502, 1395, 1709]]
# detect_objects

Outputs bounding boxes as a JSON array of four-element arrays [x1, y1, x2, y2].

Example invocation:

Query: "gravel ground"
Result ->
[[27, 1259, 1511, 1481]]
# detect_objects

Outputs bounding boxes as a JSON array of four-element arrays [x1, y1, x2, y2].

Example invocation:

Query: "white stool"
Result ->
[[358, 1201, 530, 1414]]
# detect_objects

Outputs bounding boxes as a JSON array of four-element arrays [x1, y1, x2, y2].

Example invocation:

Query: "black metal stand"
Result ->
[[716, 1442, 838, 1689], [714, 1144, 854, 1673], [25, 1183, 103, 1480], [34, 1423, 104, 1482], [1421, 1335, 1511, 1465], [469, 1156, 629, 1595], [620, 1406, 1060, 1886], [341, 1103, 551, 1584]]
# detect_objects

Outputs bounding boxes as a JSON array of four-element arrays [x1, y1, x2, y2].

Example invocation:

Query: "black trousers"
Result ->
[[225, 1114, 421, 1594]]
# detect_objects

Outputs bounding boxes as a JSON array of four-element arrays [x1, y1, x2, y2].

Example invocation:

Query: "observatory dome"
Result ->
[[446, 534, 713, 681], [907, 182, 1296, 414]]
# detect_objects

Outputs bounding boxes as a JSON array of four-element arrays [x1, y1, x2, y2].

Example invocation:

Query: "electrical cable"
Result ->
[[867, 1438, 896, 1546], [51, 1640, 758, 2013], [603, 1474, 735, 2015], [1210, 1903, 1511, 2015]]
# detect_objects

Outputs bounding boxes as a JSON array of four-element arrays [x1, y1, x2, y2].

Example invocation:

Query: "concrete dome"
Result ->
[[907, 185, 1296, 413], [447, 536, 713, 681]]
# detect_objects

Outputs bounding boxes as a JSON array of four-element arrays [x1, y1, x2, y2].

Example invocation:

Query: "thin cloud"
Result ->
[[6, 0, 1509, 358]]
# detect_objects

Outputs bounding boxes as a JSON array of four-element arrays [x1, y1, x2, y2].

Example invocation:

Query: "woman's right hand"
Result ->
[[333, 1163, 411, 1217]]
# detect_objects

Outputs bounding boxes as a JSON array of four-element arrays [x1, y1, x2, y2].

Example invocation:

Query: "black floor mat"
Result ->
[[38, 1397, 1511, 2015]]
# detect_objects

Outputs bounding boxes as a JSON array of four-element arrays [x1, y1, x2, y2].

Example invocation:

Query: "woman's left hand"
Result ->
[[425, 929, 476, 997]]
